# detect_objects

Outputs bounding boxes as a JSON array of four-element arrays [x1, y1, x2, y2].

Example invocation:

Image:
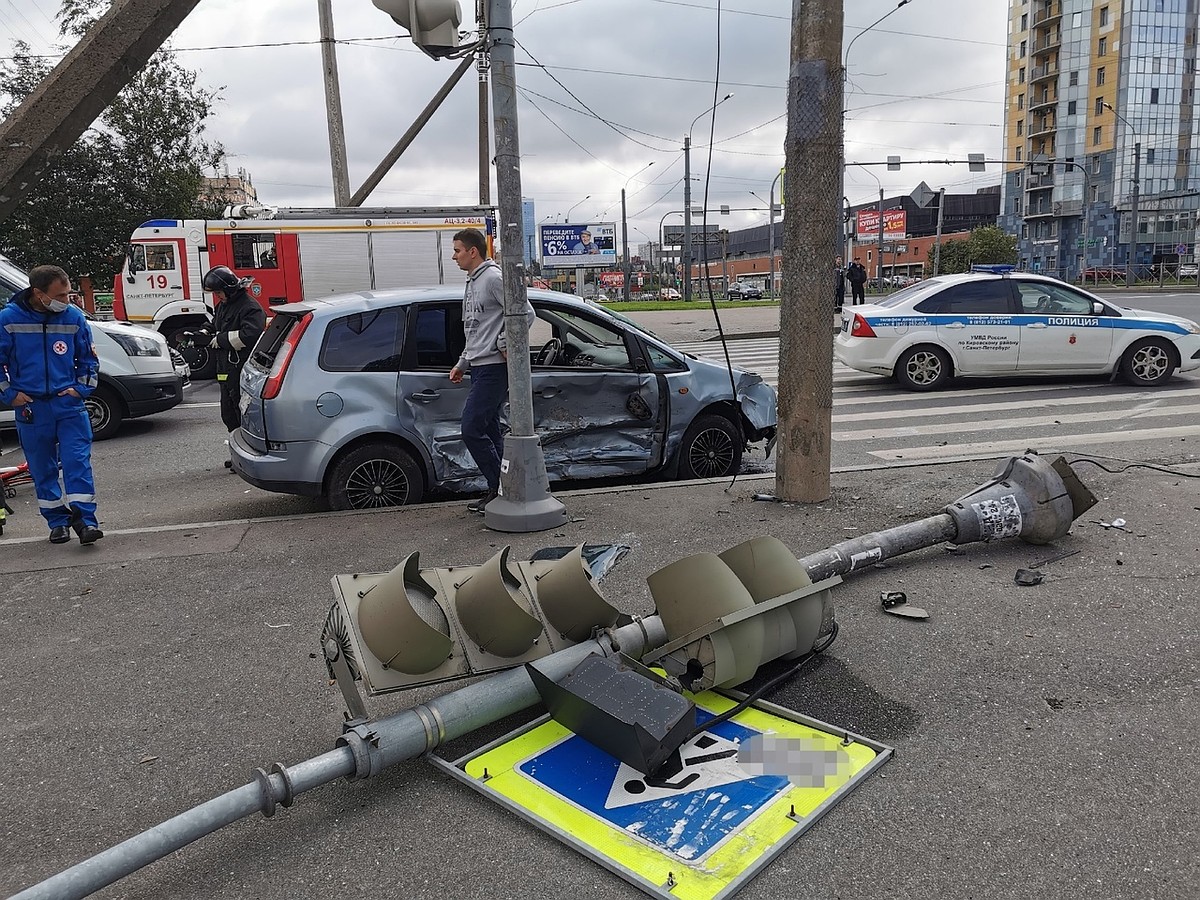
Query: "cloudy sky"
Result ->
[[2, 0, 1008, 248]]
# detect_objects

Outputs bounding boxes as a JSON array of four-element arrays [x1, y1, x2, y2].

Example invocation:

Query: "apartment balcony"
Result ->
[[1032, 32, 1062, 55], [1029, 118, 1057, 139], [1024, 204, 1057, 220], [1025, 173, 1055, 192], [1029, 92, 1058, 113], [1033, 3, 1062, 27], [1031, 63, 1059, 84]]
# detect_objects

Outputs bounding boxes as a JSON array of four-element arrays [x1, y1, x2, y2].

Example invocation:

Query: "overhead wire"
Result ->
[[513, 37, 676, 153]]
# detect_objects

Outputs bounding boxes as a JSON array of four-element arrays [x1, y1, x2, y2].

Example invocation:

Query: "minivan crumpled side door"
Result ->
[[401, 303, 475, 489], [530, 305, 662, 479]]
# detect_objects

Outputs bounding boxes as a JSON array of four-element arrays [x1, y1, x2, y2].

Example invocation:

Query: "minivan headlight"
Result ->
[[109, 331, 164, 357]]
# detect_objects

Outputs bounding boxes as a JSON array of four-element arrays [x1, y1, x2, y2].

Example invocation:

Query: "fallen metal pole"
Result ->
[[14, 453, 1092, 899], [12, 618, 668, 900]]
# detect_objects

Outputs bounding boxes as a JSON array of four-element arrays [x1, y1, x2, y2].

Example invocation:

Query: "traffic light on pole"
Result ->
[[322, 544, 621, 696], [372, 0, 463, 59]]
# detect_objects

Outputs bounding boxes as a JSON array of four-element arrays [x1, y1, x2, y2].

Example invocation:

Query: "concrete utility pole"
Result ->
[[0, 0, 203, 223], [348, 55, 474, 207], [484, 0, 568, 532], [776, 0, 843, 503], [317, 0, 352, 205], [476, 0, 491, 205]]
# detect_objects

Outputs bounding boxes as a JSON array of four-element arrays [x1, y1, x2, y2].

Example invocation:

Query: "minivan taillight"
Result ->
[[850, 313, 877, 338], [262, 312, 312, 400]]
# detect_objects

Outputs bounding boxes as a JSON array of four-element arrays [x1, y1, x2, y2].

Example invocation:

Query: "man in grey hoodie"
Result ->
[[449, 228, 535, 513]]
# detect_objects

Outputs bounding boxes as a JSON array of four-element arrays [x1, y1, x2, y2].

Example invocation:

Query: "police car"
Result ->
[[834, 266, 1200, 391]]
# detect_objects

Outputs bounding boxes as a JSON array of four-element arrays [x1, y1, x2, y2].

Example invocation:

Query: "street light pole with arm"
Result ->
[[565, 195, 590, 223], [621, 162, 654, 304], [750, 169, 784, 297], [1103, 101, 1140, 286], [683, 93, 733, 303]]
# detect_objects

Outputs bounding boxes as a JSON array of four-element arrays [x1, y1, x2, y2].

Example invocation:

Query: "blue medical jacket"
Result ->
[[0, 288, 99, 406]]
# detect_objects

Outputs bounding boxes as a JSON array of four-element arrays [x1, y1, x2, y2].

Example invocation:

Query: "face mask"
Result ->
[[47, 299, 70, 313]]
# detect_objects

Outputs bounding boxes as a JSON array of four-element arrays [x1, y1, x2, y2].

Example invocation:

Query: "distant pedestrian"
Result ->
[[847, 258, 868, 305], [449, 228, 534, 514], [834, 255, 846, 311], [0, 265, 103, 544], [201, 266, 266, 464]]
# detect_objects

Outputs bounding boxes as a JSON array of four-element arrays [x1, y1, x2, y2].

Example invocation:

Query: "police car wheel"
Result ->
[[895, 345, 951, 391], [326, 442, 425, 510], [1121, 338, 1176, 386]]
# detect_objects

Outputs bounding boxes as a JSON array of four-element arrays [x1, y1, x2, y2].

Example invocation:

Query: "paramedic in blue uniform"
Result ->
[[202, 266, 266, 466], [0, 265, 103, 544]]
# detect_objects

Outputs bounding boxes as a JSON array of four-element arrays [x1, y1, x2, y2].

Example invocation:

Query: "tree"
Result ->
[[929, 225, 1018, 275], [0, 0, 222, 284]]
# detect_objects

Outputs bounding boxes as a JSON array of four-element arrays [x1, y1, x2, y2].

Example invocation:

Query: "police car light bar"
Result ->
[[970, 264, 1016, 274]]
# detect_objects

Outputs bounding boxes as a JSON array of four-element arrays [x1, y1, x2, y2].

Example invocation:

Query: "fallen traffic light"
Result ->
[[322, 544, 621, 697]]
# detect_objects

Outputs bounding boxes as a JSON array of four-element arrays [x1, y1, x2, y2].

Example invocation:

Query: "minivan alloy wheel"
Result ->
[[327, 442, 425, 510]]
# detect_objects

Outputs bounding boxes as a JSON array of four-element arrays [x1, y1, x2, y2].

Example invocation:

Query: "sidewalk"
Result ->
[[1, 457, 1196, 899]]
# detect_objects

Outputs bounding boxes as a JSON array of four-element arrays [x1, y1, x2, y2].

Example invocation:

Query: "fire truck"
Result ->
[[112, 205, 494, 376]]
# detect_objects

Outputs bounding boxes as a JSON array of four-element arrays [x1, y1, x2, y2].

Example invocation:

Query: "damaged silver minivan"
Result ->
[[229, 288, 776, 509]]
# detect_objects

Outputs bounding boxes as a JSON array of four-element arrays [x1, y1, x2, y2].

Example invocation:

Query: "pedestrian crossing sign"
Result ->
[[430, 691, 891, 900]]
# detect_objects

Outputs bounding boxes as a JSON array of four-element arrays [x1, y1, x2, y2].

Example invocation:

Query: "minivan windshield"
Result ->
[[0, 255, 29, 297]]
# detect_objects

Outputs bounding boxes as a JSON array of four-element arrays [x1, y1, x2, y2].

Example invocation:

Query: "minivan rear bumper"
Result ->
[[228, 428, 325, 497]]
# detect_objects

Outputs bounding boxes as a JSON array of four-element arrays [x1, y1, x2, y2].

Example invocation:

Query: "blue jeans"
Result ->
[[460, 364, 508, 493]]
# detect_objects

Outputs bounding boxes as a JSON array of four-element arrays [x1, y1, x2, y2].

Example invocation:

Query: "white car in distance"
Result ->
[[835, 267, 1200, 391]]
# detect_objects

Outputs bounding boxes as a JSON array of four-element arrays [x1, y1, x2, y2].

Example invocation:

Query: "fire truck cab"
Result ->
[[112, 205, 494, 376]]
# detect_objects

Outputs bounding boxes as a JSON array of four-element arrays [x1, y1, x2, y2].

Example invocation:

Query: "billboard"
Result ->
[[855, 208, 907, 240], [539, 223, 617, 268]]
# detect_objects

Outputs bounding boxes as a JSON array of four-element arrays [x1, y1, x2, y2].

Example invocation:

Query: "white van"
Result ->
[[0, 255, 189, 440]]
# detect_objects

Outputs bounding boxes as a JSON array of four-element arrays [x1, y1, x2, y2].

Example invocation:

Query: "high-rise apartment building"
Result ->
[[1000, 0, 1199, 277]]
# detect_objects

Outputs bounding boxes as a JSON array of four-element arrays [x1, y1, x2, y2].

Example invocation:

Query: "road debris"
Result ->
[[880, 591, 929, 619], [1014, 568, 1045, 586]]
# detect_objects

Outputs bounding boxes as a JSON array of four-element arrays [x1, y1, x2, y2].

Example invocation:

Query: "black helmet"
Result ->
[[202, 265, 250, 294]]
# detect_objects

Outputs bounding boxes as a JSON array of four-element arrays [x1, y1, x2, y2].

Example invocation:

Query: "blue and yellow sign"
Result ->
[[433, 692, 891, 900]]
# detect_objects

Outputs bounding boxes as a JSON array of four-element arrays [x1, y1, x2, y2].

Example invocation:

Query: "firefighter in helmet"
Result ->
[[202, 266, 266, 465]]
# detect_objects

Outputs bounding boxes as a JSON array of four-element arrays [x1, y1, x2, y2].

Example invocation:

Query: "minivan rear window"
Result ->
[[252, 312, 304, 368], [320, 308, 405, 372]]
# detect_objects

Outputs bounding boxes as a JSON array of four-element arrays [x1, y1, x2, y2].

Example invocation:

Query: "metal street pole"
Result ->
[[1129, 141, 1141, 286], [776, 0, 842, 503], [682, 95, 733, 303], [317, 0, 351, 205], [757, 170, 784, 297], [877, 188, 885, 289], [484, 0, 567, 532], [933, 187, 945, 276], [683, 134, 693, 302], [621, 162, 654, 304], [1104, 102, 1141, 287]]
